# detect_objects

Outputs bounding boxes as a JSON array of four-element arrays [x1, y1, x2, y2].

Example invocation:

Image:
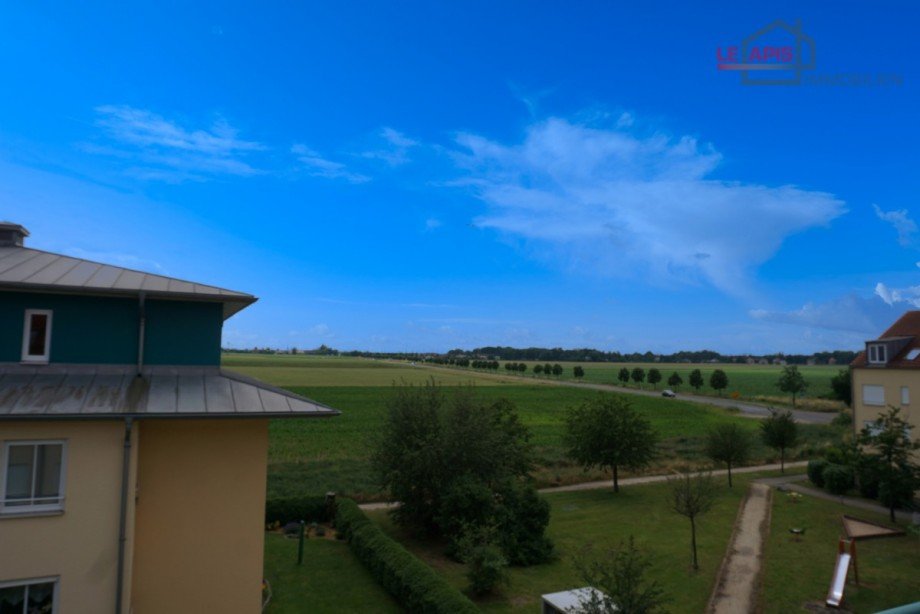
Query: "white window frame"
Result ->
[[21, 309, 52, 364], [861, 384, 886, 406], [902, 386, 910, 406], [868, 344, 887, 364], [0, 440, 67, 515], [0, 576, 60, 614]]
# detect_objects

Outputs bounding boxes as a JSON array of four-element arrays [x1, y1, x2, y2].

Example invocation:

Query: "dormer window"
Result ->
[[867, 343, 887, 364], [21, 310, 52, 364]]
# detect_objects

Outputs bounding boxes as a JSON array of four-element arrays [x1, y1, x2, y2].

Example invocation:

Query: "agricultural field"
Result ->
[[422, 361, 846, 409], [223, 354, 845, 501], [762, 490, 920, 612]]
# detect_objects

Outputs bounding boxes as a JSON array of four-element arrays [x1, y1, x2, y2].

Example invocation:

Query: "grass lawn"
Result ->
[[762, 491, 920, 613], [263, 532, 401, 613], [367, 472, 778, 613]]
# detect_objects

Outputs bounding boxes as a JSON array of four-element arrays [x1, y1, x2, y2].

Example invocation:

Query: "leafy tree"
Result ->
[[760, 409, 798, 473], [543, 363, 553, 376], [573, 537, 668, 613], [618, 367, 630, 386], [631, 367, 646, 388], [669, 471, 716, 571], [688, 369, 704, 392], [830, 368, 852, 406], [533, 364, 544, 375], [667, 372, 683, 390], [709, 369, 729, 396], [517, 363, 527, 373], [857, 407, 920, 521], [775, 365, 809, 407], [552, 363, 564, 377], [647, 368, 662, 389], [373, 382, 553, 562], [705, 424, 752, 487], [564, 395, 658, 492], [574, 366, 585, 379], [454, 526, 509, 596]]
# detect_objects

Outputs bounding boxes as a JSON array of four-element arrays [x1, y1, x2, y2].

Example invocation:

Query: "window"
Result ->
[[902, 386, 910, 406], [0, 578, 58, 613], [21, 310, 52, 363], [868, 344, 887, 364], [1, 442, 65, 513], [862, 384, 885, 406], [908, 349, 920, 361]]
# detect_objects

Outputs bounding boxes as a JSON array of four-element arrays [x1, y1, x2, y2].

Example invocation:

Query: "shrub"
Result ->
[[265, 496, 328, 525], [856, 459, 881, 500], [831, 411, 853, 428], [822, 464, 855, 495], [464, 543, 509, 596], [493, 481, 554, 565], [335, 499, 478, 613], [807, 459, 828, 487]]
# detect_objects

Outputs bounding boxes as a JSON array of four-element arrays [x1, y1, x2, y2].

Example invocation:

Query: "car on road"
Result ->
[[661, 389, 676, 398]]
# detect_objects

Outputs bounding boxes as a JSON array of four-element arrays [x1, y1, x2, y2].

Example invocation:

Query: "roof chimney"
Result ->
[[0, 222, 29, 247]]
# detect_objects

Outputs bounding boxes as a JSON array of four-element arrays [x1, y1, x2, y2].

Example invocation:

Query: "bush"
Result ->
[[265, 496, 328, 525], [822, 464, 855, 495], [807, 459, 828, 487], [464, 543, 509, 596], [493, 482, 554, 565], [335, 499, 478, 613], [856, 460, 881, 500], [831, 411, 853, 428]]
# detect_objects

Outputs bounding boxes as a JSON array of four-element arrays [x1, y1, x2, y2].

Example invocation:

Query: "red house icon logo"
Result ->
[[717, 20, 816, 86]]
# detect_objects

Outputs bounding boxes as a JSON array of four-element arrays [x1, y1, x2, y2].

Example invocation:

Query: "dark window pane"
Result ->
[[0, 585, 25, 614], [5, 444, 34, 502], [35, 445, 62, 501], [27, 313, 48, 356], [27, 582, 54, 613]]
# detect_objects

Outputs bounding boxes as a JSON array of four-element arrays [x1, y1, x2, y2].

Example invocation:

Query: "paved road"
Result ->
[[404, 362, 837, 425]]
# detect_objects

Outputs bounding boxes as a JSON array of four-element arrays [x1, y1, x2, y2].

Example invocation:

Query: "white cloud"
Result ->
[[448, 116, 845, 294], [360, 127, 419, 166], [873, 204, 918, 247], [92, 105, 264, 180], [750, 293, 899, 334], [291, 144, 369, 183], [874, 281, 920, 308]]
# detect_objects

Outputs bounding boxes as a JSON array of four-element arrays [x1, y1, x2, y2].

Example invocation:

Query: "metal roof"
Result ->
[[0, 246, 256, 318], [0, 364, 338, 420]]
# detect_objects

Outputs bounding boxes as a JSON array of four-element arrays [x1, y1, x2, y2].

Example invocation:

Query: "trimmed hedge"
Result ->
[[265, 496, 329, 525], [807, 459, 828, 488], [822, 464, 855, 495], [335, 498, 478, 614]]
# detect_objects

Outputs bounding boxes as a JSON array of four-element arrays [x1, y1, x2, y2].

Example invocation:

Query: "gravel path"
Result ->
[[707, 483, 773, 614]]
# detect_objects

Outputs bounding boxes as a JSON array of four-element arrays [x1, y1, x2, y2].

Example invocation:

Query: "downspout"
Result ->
[[115, 417, 133, 614], [136, 292, 146, 377]]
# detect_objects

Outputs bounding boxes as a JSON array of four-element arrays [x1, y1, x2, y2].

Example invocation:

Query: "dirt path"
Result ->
[[400, 361, 836, 425], [357, 461, 806, 511], [708, 483, 773, 614]]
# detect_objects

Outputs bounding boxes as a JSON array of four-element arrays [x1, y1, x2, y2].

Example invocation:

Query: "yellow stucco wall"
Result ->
[[852, 367, 920, 436], [0, 420, 136, 613], [130, 419, 269, 614]]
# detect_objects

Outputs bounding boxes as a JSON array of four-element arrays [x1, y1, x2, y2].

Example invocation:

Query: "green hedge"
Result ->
[[335, 498, 478, 613], [807, 459, 828, 488], [265, 496, 329, 525], [822, 464, 855, 495]]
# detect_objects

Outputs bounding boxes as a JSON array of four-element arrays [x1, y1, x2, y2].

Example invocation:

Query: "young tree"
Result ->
[[709, 369, 729, 396], [760, 409, 798, 473], [669, 471, 716, 571], [573, 537, 668, 614], [564, 395, 658, 492], [857, 407, 920, 522], [706, 424, 752, 487], [552, 363, 564, 377], [776, 365, 809, 407], [631, 367, 646, 388], [517, 363, 528, 373], [688, 369, 704, 392], [574, 366, 585, 379], [533, 364, 544, 375], [830, 368, 852, 406], [647, 368, 662, 390], [667, 372, 683, 390], [543, 363, 553, 376], [618, 367, 630, 386]]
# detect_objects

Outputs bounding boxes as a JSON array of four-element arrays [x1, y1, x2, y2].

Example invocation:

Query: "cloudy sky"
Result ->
[[1, 2, 918, 353]]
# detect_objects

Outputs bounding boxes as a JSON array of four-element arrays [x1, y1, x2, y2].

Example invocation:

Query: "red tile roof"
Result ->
[[851, 311, 920, 368]]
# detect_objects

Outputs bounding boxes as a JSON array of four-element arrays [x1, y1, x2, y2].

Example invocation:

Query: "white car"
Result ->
[[661, 389, 676, 398]]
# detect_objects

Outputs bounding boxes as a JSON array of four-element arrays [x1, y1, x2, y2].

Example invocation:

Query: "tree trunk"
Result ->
[[613, 465, 619, 493], [890, 504, 896, 523], [691, 517, 699, 570], [727, 462, 733, 488], [780, 447, 785, 473], [792, 392, 796, 407]]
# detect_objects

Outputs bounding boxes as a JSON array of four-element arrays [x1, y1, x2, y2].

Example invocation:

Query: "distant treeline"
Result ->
[[224, 344, 857, 365]]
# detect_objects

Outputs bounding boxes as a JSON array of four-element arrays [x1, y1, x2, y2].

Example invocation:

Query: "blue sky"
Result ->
[[1, 2, 918, 353]]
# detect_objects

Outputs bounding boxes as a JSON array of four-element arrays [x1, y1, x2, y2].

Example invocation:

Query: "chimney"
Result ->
[[0, 222, 29, 247]]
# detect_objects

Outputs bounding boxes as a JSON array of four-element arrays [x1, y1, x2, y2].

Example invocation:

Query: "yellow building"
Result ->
[[0, 223, 338, 613], [851, 311, 920, 438]]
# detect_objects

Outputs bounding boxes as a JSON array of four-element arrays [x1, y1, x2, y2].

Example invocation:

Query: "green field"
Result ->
[[222, 354, 844, 501], [762, 491, 920, 613], [420, 360, 846, 410], [367, 472, 771, 612]]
